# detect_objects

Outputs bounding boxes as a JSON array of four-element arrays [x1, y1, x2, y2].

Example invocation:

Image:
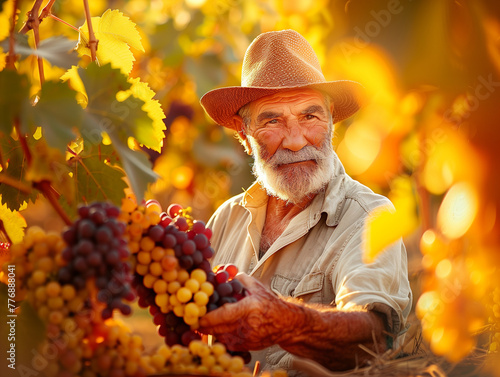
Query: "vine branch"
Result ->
[[39, 0, 56, 21], [0, 174, 33, 194], [6, 0, 19, 69], [19, 0, 45, 84], [83, 0, 98, 62], [33, 180, 72, 226], [14, 119, 32, 166]]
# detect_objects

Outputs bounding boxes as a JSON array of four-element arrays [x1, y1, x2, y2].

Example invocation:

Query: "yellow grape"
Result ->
[[190, 269, 207, 284], [184, 278, 200, 293], [137, 251, 151, 265], [149, 262, 163, 276], [151, 246, 166, 261], [173, 304, 184, 317], [184, 302, 200, 318], [143, 274, 158, 289], [155, 294, 169, 311], [162, 269, 178, 282], [211, 342, 226, 357], [140, 237, 156, 252], [194, 291, 209, 307], [200, 281, 214, 296], [153, 280, 168, 294], [183, 315, 198, 326], [46, 281, 61, 297], [176, 287, 192, 303], [177, 269, 189, 284], [121, 197, 137, 213], [131, 210, 145, 224], [136, 263, 149, 276], [201, 354, 216, 368], [167, 281, 181, 295]]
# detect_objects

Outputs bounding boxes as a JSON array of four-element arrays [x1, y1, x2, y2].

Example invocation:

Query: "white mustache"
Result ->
[[268, 146, 328, 167]]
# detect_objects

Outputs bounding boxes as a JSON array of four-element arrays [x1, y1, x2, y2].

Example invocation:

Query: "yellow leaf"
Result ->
[[116, 77, 166, 152], [60, 65, 88, 107], [77, 9, 145, 75], [363, 175, 419, 263], [0, 200, 27, 244]]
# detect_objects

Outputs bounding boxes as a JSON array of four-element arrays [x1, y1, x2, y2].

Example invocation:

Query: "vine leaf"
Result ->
[[77, 9, 145, 75], [25, 139, 74, 204], [0, 36, 79, 69], [0, 136, 38, 210], [0, 70, 31, 135], [29, 81, 82, 153], [0, 201, 27, 244], [77, 63, 158, 200], [117, 77, 166, 152], [67, 144, 127, 211]]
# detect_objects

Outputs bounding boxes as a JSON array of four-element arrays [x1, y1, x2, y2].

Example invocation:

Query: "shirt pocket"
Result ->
[[270, 272, 324, 304]]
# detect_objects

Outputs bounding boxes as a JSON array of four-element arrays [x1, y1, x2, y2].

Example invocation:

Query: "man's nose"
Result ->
[[282, 120, 308, 151]]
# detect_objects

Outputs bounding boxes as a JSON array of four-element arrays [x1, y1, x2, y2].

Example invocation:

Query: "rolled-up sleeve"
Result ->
[[331, 219, 412, 337]]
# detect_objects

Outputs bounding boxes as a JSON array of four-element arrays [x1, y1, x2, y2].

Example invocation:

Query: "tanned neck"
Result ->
[[259, 194, 316, 258]]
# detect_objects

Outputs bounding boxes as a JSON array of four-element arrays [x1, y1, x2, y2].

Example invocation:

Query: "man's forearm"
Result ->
[[277, 299, 387, 370]]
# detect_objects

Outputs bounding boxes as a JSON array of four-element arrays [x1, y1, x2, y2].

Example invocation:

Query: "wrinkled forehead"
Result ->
[[248, 88, 329, 113]]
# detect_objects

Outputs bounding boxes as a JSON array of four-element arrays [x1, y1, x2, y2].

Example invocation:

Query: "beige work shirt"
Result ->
[[207, 156, 412, 373]]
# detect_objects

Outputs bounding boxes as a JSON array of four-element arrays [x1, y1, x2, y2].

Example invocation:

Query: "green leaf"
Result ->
[[67, 144, 127, 210], [108, 133, 158, 202], [0, 70, 30, 135], [0, 136, 38, 210], [30, 81, 82, 153], [0, 36, 79, 69], [117, 78, 166, 152], [77, 63, 158, 200]]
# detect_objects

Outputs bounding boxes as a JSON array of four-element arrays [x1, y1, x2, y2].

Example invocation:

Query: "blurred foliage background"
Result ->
[[2, 0, 500, 374]]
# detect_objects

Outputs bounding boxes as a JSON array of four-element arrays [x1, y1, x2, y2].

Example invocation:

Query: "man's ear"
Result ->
[[231, 115, 253, 155]]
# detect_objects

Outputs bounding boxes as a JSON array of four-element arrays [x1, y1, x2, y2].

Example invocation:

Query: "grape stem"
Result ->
[[33, 180, 72, 226], [82, 0, 98, 62], [6, 0, 19, 69]]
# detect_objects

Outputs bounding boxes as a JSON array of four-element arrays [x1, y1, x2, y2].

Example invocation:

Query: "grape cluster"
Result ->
[[121, 198, 248, 352], [58, 202, 134, 319], [1, 226, 66, 301]]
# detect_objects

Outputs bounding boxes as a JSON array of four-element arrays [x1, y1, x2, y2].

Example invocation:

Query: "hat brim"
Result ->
[[200, 80, 366, 130]]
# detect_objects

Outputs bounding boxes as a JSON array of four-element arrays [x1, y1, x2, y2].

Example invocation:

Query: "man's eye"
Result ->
[[267, 119, 278, 124], [304, 114, 316, 120]]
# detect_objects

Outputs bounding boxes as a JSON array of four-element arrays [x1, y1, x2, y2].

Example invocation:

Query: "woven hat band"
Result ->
[[241, 30, 326, 88]]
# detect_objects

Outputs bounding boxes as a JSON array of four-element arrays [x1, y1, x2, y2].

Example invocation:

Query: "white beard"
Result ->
[[249, 136, 336, 204]]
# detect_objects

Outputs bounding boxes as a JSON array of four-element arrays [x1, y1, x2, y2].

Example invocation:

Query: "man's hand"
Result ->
[[198, 273, 300, 351]]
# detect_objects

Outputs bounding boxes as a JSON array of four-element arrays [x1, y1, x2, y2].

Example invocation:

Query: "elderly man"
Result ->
[[198, 30, 412, 373]]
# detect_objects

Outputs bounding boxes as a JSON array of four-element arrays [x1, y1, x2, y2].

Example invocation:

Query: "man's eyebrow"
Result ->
[[257, 111, 282, 124], [301, 105, 326, 116]]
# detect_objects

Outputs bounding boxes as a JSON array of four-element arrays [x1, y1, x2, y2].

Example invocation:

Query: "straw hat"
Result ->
[[200, 29, 366, 130]]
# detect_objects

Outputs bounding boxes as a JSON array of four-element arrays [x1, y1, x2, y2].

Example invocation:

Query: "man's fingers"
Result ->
[[199, 301, 241, 327]]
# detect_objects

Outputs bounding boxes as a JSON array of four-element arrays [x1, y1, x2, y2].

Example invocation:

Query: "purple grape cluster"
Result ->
[[58, 202, 134, 319]]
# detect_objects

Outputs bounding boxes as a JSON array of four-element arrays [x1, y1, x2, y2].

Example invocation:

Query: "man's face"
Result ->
[[244, 88, 336, 204]]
